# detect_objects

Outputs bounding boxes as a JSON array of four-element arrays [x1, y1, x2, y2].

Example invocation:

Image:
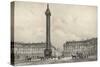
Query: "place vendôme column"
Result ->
[[44, 4, 52, 58]]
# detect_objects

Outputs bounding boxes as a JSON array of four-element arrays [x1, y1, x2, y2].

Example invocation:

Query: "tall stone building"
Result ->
[[14, 42, 46, 63], [63, 38, 97, 57], [14, 42, 57, 64]]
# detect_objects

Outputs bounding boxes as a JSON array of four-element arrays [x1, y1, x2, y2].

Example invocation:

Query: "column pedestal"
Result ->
[[44, 49, 52, 58]]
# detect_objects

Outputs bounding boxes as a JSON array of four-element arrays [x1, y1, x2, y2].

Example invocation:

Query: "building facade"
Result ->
[[13, 42, 58, 63], [13, 42, 46, 63], [63, 38, 97, 58]]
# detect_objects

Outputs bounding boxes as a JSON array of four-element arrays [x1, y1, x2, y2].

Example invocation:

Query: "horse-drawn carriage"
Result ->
[[71, 52, 88, 60]]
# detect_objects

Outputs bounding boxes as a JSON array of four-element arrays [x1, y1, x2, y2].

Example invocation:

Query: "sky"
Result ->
[[13, 1, 97, 50]]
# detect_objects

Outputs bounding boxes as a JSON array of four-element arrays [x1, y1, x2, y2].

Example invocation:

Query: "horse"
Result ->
[[25, 56, 32, 62], [71, 55, 77, 59]]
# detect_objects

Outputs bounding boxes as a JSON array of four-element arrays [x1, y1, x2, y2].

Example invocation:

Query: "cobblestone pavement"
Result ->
[[15, 56, 97, 66]]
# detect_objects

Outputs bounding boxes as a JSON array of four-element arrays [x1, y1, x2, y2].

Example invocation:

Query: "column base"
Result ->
[[44, 49, 52, 58]]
